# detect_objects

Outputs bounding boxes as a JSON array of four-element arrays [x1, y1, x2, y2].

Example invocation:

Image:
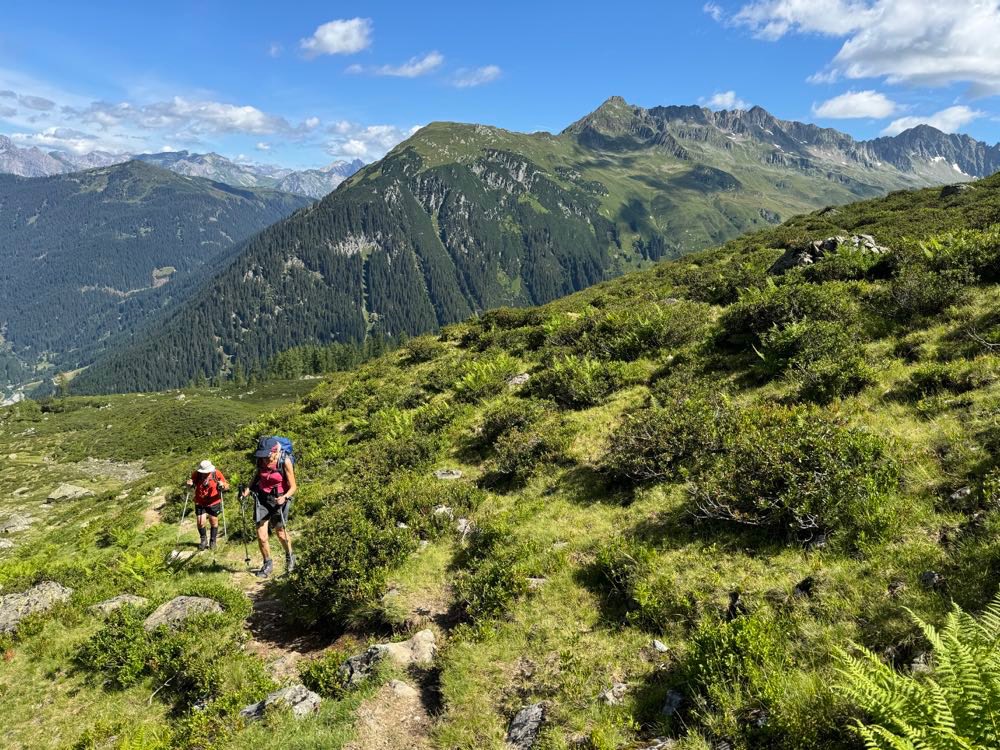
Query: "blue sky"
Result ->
[[2, 0, 999, 168]]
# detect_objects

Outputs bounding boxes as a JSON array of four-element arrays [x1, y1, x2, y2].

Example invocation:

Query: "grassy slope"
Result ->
[[3, 177, 1000, 748]]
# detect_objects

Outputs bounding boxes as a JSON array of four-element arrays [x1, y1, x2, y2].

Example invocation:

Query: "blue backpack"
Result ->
[[256, 435, 295, 471]]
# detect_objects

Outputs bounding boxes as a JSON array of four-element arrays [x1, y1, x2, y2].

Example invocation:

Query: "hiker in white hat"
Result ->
[[185, 459, 230, 550]]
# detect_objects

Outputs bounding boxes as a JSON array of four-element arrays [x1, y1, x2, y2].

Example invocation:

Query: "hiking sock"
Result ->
[[209, 527, 218, 548], [198, 526, 208, 550]]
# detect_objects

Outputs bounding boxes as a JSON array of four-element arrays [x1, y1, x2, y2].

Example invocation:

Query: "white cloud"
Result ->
[[881, 105, 983, 135], [10, 127, 103, 154], [703, 2, 724, 22], [326, 122, 422, 160], [267, 42, 283, 58], [0, 90, 15, 98], [300, 18, 372, 57], [703, 90, 750, 110], [256, 142, 271, 151], [721, 0, 1000, 95], [812, 89, 898, 118], [348, 51, 444, 78], [452, 65, 502, 88], [303, 116, 320, 129]]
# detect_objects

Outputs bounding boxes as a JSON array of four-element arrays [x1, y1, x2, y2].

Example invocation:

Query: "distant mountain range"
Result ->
[[0, 136, 364, 198], [73, 96, 1000, 394], [0, 160, 311, 383]]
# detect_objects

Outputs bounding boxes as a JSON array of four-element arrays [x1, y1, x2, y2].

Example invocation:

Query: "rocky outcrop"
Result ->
[[143, 596, 222, 631], [240, 684, 321, 721], [340, 629, 437, 686], [433, 469, 463, 481], [769, 234, 889, 275], [0, 581, 73, 633], [47, 483, 93, 502], [89, 594, 150, 616]]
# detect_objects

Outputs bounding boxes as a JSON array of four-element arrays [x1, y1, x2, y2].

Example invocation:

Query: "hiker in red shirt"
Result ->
[[186, 459, 230, 551]]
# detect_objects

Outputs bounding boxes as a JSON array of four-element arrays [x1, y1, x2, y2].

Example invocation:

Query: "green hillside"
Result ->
[[73, 98, 982, 395], [0, 161, 311, 379], [4, 175, 1000, 748]]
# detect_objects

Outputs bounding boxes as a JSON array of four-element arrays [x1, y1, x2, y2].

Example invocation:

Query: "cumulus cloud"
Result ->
[[300, 18, 372, 57], [881, 105, 983, 135], [10, 127, 102, 154], [256, 142, 271, 151], [348, 51, 444, 78], [326, 121, 422, 159], [812, 89, 898, 118], [0, 90, 15, 98], [703, 90, 750, 110], [717, 0, 1000, 96], [451, 65, 502, 88], [267, 42, 283, 58]]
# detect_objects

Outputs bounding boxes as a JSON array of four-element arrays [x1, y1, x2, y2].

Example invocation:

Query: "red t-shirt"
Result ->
[[191, 470, 227, 506]]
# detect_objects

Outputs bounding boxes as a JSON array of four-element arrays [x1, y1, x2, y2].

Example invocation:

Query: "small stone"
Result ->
[[433, 505, 454, 519], [888, 580, 906, 597], [910, 652, 932, 675], [456, 518, 473, 536], [47, 483, 93, 502], [90, 594, 149, 616], [0, 539, 13, 549], [661, 689, 684, 717], [0, 515, 32, 534], [143, 596, 222, 631], [507, 703, 546, 750], [507, 373, 531, 389], [433, 468, 463, 481], [527, 577, 547, 591], [12, 487, 29, 497], [340, 630, 437, 686], [396, 522, 409, 529], [652, 639, 668, 653], [637, 741, 678, 750], [599, 682, 628, 706], [950, 486, 972, 502], [920, 571, 944, 589], [240, 684, 321, 721]]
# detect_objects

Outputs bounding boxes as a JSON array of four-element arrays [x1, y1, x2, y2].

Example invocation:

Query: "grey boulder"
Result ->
[[47, 483, 93, 502], [143, 596, 222, 631], [90, 594, 150, 616], [240, 684, 321, 721], [340, 629, 437, 686], [507, 702, 546, 750], [0, 581, 73, 634]]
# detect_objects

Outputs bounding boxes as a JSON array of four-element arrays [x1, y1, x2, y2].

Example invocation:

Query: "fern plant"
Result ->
[[836, 594, 1000, 749]]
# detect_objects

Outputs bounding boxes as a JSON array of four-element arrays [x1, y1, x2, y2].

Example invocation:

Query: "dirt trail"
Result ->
[[344, 679, 434, 750]]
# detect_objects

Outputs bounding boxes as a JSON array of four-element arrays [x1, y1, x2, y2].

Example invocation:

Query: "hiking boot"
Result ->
[[197, 540, 209, 551], [255, 559, 273, 578], [285, 553, 296, 574], [209, 540, 217, 551]]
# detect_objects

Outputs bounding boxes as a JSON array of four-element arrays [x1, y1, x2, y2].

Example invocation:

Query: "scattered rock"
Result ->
[[920, 571, 944, 590], [75, 458, 148, 483], [637, 741, 678, 750], [143, 596, 222, 631], [661, 689, 684, 717], [940, 183, 972, 198], [341, 630, 437, 686], [456, 518, 473, 537], [89, 594, 150, 617], [507, 373, 531, 390], [507, 703, 546, 750], [240, 684, 321, 721], [910, 652, 932, 675], [652, 639, 668, 653], [888, 580, 906, 597], [396, 522, 409, 529], [46, 483, 93, 502], [598, 682, 628, 706], [432, 504, 454, 519], [12, 487, 29, 497], [433, 468, 463, 481], [527, 577, 547, 591], [769, 234, 889, 275], [793, 577, 816, 598], [949, 486, 972, 503], [0, 581, 73, 634], [0, 515, 33, 534], [0, 539, 13, 549]]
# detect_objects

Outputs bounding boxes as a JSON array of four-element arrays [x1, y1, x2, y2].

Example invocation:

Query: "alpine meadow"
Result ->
[[7, 3, 1000, 750]]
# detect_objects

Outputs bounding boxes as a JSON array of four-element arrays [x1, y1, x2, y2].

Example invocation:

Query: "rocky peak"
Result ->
[[0, 135, 10, 153]]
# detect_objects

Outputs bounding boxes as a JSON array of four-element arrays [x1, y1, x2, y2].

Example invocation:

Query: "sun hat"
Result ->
[[197, 459, 216, 474], [254, 437, 281, 458]]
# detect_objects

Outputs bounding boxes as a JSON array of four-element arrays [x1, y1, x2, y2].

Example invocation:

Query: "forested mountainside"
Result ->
[[0, 161, 311, 378], [74, 97, 1000, 394], [7, 173, 1000, 749]]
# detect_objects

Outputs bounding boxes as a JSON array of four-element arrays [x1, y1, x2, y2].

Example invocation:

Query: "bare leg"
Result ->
[[256, 521, 271, 561], [275, 526, 292, 555]]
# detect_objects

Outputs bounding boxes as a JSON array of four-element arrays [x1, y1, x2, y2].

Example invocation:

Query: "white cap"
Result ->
[[197, 459, 215, 474]]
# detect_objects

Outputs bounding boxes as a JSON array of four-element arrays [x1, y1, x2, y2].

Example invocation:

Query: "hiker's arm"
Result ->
[[278, 459, 296, 502], [218, 471, 230, 491]]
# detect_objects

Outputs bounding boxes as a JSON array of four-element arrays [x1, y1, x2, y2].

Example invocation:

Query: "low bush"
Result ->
[[452, 352, 522, 403], [349, 431, 442, 483], [884, 262, 971, 321], [571, 301, 712, 361], [403, 336, 445, 364], [455, 520, 533, 624], [906, 357, 1000, 398], [530, 355, 644, 408], [604, 386, 730, 485], [478, 397, 549, 447], [486, 420, 575, 485], [689, 405, 901, 545], [299, 649, 351, 698], [289, 503, 416, 625]]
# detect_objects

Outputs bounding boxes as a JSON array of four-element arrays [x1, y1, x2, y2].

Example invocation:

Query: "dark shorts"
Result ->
[[195, 502, 222, 518], [254, 496, 290, 529]]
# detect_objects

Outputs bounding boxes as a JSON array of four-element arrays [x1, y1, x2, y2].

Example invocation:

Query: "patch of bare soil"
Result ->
[[344, 679, 434, 750]]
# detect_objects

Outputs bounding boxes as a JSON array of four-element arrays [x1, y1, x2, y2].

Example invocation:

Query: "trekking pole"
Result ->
[[219, 487, 228, 541], [170, 490, 191, 561], [239, 485, 251, 567]]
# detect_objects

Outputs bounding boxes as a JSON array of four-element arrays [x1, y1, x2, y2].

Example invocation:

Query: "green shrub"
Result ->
[[289, 504, 416, 625], [907, 357, 1000, 398], [413, 399, 464, 433], [350, 472, 485, 538], [884, 262, 971, 320], [403, 336, 445, 364], [530, 355, 644, 408], [571, 301, 712, 361], [799, 246, 891, 283], [299, 649, 350, 698], [793, 354, 878, 404], [486, 420, 575, 485], [455, 520, 532, 623], [690, 405, 900, 545], [478, 397, 549, 446], [604, 386, 730, 485], [76, 605, 156, 689], [350, 431, 442, 482], [920, 224, 1000, 280], [453, 352, 522, 403]]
